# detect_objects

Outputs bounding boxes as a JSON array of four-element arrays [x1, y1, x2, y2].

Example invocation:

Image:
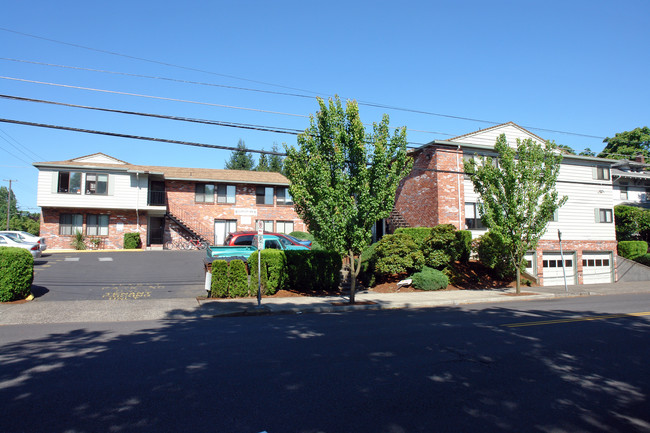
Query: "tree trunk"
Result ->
[[515, 266, 521, 295], [348, 250, 360, 304]]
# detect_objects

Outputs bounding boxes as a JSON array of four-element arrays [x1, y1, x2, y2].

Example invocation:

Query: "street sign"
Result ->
[[257, 220, 264, 236]]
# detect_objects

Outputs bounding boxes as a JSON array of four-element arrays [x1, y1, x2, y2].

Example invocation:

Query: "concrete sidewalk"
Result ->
[[2, 280, 649, 325]]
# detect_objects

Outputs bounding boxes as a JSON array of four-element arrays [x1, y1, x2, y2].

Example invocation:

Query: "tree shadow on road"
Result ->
[[1, 301, 649, 432]]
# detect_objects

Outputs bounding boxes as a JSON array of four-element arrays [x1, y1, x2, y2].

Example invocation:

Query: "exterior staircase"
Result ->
[[166, 203, 213, 243], [387, 208, 409, 232]]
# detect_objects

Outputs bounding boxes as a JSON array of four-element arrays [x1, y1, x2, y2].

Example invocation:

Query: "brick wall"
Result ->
[[394, 146, 464, 229], [41, 208, 147, 250], [535, 239, 618, 285]]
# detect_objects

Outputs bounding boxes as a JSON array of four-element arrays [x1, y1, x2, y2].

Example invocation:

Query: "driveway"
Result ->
[[33, 250, 206, 301]]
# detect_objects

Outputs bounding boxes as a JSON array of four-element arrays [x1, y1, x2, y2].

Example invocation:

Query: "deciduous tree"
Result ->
[[464, 134, 567, 293], [598, 126, 650, 160], [284, 96, 412, 302]]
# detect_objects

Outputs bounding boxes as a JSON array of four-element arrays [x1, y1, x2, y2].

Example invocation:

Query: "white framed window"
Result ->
[[256, 186, 274, 205], [214, 220, 237, 245], [594, 166, 610, 180], [60, 213, 83, 235], [464, 202, 485, 230], [276, 187, 293, 206], [195, 184, 215, 203], [595, 208, 613, 223], [256, 220, 274, 232], [216, 184, 236, 204], [276, 221, 294, 234], [58, 172, 82, 194], [87, 214, 109, 236], [85, 173, 108, 195], [620, 187, 628, 200]]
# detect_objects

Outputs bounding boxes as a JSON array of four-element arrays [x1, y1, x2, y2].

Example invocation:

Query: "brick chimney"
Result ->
[[635, 153, 646, 164]]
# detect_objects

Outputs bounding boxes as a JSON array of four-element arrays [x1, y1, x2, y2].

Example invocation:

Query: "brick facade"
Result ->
[[535, 239, 618, 285]]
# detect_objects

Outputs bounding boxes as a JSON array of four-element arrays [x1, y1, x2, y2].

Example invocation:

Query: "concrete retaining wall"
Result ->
[[615, 255, 650, 282]]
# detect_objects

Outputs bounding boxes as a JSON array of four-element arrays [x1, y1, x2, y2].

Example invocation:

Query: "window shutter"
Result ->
[[51, 172, 58, 193], [107, 175, 114, 196], [592, 167, 598, 180], [594, 208, 600, 223]]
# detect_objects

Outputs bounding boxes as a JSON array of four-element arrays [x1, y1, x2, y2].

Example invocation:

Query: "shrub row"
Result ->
[[0, 247, 34, 302], [210, 250, 342, 298], [618, 240, 648, 260]]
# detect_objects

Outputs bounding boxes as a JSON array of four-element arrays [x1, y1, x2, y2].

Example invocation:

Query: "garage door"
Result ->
[[542, 252, 576, 286], [582, 252, 613, 284]]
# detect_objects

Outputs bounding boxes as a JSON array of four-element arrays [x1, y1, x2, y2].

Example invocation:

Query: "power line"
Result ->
[[0, 118, 288, 156], [0, 54, 605, 140]]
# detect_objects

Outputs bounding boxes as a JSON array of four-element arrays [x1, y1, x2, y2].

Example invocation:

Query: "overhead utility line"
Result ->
[[0, 118, 287, 156]]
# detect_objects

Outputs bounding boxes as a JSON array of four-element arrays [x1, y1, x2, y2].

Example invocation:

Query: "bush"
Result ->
[[124, 232, 142, 249], [228, 260, 249, 297], [0, 247, 34, 302], [411, 266, 449, 291], [358, 242, 379, 286], [289, 231, 312, 241], [456, 230, 472, 263], [635, 254, 650, 267], [422, 224, 461, 269], [618, 241, 648, 260], [615, 205, 650, 242], [476, 232, 515, 280], [285, 250, 342, 292], [210, 260, 229, 298], [248, 249, 288, 295], [394, 227, 433, 247], [71, 230, 86, 250], [372, 233, 425, 276]]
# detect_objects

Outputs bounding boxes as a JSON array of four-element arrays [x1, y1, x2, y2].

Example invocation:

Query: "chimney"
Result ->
[[635, 153, 645, 164]]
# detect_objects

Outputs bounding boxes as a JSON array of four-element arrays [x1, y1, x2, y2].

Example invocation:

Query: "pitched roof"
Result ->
[[33, 154, 290, 185], [448, 121, 547, 145]]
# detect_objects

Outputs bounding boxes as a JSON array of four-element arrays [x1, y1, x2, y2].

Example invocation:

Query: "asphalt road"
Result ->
[[32, 250, 206, 301], [1, 293, 649, 433]]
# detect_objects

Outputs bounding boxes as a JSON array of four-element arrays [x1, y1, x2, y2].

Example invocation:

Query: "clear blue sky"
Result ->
[[1, 0, 649, 212]]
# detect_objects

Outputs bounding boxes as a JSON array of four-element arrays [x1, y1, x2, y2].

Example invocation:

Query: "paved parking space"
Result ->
[[33, 250, 206, 301]]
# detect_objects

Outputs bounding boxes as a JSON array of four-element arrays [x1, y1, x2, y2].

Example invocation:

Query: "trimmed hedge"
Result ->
[[618, 241, 648, 260], [394, 227, 433, 247], [124, 233, 142, 249], [248, 249, 288, 295], [285, 250, 342, 292], [228, 260, 249, 297], [0, 247, 34, 302], [411, 266, 449, 291], [635, 254, 650, 267], [210, 260, 229, 298]]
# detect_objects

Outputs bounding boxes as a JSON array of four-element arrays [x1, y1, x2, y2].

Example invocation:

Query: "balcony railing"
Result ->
[[148, 191, 166, 206]]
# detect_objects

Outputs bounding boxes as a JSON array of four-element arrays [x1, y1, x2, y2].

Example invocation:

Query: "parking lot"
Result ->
[[32, 250, 207, 301]]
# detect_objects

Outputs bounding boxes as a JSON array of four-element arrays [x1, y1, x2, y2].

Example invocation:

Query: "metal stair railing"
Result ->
[[166, 203, 213, 243]]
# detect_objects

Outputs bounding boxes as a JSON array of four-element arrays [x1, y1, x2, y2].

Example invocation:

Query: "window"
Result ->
[[216, 184, 236, 204], [276, 187, 293, 206], [58, 172, 82, 194], [595, 208, 613, 223], [549, 210, 559, 222], [257, 220, 274, 232], [85, 173, 108, 195], [59, 214, 83, 235], [256, 186, 274, 205], [594, 166, 610, 180], [276, 221, 294, 234], [87, 214, 109, 236], [620, 187, 629, 200], [464, 203, 485, 230], [195, 184, 215, 203]]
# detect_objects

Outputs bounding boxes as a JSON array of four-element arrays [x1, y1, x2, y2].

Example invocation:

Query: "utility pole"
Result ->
[[3, 179, 17, 230]]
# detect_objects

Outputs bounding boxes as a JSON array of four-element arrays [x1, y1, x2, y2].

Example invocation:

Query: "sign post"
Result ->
[[257, 220, 264, 306], [558, 229, 568, 293]]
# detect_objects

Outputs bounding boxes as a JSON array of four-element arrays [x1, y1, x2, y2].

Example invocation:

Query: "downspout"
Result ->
[[457, 145, 462, 229]]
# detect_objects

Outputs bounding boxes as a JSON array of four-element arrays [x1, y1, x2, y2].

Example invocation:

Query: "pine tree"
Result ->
[[225, 139, 255, 170]]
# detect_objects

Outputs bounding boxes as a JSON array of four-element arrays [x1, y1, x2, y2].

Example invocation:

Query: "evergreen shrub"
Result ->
[[359, 242, 379, 287], [285, 250, 341, 292], [635, 254, 650, 267], [248, 249, 287, 295], [476, 231, 515, 280], [456, 230, 472, 263], [228, 260, 249, 297], [618, 241, 648, 260], [372, 233, 424, 276], [411, 266, 449, 291], [422, 224, 460, 269], [210, 260, 229, 298], [394, 227, 433, 247], [124, 233, 142, 249], [0, 247, 34, 302]]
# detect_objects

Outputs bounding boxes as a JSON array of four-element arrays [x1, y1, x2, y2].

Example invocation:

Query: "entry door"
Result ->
[[214, 220, 237, 245], [149, 217, 165, 245]]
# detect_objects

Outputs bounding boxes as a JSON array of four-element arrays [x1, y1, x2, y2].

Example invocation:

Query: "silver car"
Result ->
[[0, 233, 42, 258], [0, 231, 47, 251]]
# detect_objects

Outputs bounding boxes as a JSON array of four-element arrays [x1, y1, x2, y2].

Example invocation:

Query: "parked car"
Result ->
[[224, 231, 312, 249], [0, 233, 42, 258], [0, 230, 47, 251], [207, 234, 310, 261]]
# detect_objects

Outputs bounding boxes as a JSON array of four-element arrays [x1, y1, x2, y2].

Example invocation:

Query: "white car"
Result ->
[[0, 231, 47, 251], [0, 233, 42, 258]]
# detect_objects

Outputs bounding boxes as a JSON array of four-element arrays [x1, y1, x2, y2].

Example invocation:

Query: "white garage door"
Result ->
[[542, 252, 576, 286], [582, 253, 613, 284]]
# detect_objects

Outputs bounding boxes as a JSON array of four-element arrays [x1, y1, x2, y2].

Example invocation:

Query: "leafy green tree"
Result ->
[[557, 144, 575, 155], [0, 186, 18, 222], [579, 148, 595, 157], [0, 187, 39, 234], [284, 96, 412, 302], [269, 143, 284, 173], [598, 126, 650, 160], [225, 139, 255, 170], [464, 134, 567, 293]]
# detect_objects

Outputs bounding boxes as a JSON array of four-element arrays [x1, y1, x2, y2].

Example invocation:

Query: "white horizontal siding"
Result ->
[[613, 184, 650, 206], [37, 169, 150, 209]]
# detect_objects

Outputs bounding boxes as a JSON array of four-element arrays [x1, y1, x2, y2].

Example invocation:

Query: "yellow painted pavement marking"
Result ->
[[502, 312, 650, 328]]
